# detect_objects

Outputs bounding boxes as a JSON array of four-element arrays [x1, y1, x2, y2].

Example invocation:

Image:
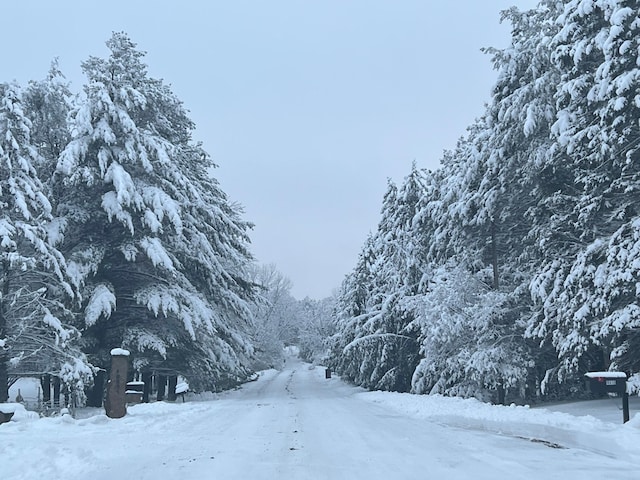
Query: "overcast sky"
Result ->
[[2, 1, 539, 299]]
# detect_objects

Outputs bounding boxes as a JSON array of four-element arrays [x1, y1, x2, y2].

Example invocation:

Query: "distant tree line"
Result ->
[[248, 263, 335, 370], [328, 0, 640, 403]]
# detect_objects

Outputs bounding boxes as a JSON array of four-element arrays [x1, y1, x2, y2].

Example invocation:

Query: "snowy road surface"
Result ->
[[3, 358, 640, 479]]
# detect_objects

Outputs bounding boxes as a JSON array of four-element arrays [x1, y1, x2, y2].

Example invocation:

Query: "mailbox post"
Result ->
[[585, 371, 629, 423]]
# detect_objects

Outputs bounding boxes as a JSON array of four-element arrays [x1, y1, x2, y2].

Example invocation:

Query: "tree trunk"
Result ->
[[490, 220, 499, 290], [41, 374, 51, 405], [86, 370, 105, 407], [53, 376, 61, 407], [142, 371, 151, 403], [168, 376, 178, 402], [156, 375, 166, 401], [602, 346, 611, 370], [496, 383, 506, 405], [0, 354, 7, 403], [0, 259, 10, 403]]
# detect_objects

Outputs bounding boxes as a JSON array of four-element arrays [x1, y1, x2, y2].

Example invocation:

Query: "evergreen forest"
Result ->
[[328, 0, 640, 403], [2, 0, 640, 407]]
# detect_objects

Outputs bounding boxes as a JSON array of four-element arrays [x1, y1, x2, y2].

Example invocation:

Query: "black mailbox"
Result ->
[[0, 411, 14, 424], [585, 372, 627, 395]]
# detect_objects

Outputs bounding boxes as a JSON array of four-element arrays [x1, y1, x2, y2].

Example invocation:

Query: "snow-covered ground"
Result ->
[[3, 359, 640, 479]]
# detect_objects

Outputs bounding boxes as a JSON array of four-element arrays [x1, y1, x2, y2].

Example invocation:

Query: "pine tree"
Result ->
[[0, 82, 89, 403], [329, 169, 425, 392], [56, 32, 257, 390], [529, 0, 640, 380], [22, 59, 73, 181], [409, 262, 524, 399], [328, 234, 378, 384]]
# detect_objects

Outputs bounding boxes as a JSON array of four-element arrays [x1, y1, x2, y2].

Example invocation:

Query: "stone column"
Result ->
[[105, 348, 130, 419]]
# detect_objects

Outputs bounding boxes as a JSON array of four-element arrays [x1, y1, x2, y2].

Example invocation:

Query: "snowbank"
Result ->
[[2, 364, 640, 479], [0, 402, 39, 421], [358, 391, 640, 460]]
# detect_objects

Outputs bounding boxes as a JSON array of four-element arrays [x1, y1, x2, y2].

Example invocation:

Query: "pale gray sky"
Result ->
[[2, 1, 538, 299]]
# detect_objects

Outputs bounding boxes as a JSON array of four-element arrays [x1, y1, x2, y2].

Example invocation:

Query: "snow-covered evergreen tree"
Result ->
[[22, 59, 73, 181], [56, 32, 257, 390], [328, 235, 378, 383], [0, 82, 89, 403], [330, 2, 567, 401], [528, 0, 640, 381], [329, 168, 426, 392], [409, 262, 528, 400], [456, 3, 563, 399]]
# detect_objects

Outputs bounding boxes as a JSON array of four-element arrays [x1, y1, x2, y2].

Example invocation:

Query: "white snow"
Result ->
[[109, 348, 130, 356], [84, 284, 117, 327], [175, 381, 189, 394], [0, 403, 22, 414], [2, 359, 640, 479], [585, 371, 628, 378], [139, 236, 174, 270]]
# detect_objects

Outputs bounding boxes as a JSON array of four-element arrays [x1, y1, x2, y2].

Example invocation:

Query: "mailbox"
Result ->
[[585, 372, 627, 395], [125, 381, 145, 404]]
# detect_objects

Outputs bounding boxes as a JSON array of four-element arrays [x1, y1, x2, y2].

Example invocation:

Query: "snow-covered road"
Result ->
[[3, 359, 640, 479]]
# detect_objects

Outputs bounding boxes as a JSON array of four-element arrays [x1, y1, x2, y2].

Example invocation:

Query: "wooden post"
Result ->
[[623, 392, 630, 423], [105, 349, 129, 419], [496, 383, 506, 405], [168, 376, 178, 402], [0, 258, 10, 404]]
